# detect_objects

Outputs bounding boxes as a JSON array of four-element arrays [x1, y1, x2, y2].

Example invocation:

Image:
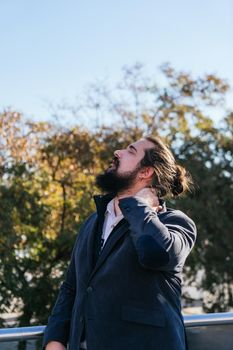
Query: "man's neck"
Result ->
[[113, 184, 161, 216]]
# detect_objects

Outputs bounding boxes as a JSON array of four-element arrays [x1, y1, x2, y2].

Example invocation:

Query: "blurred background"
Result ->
[[0, 0, 232, 334]]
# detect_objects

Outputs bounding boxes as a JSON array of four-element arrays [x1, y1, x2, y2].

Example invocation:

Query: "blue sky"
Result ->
[[1, 0, 232, 124]]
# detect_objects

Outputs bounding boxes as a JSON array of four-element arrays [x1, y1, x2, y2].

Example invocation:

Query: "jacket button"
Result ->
[[87, 286, 93, 293], [79, 317, 84, 323]]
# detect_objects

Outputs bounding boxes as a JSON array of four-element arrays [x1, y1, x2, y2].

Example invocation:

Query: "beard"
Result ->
[[95, 157, 141, 195]]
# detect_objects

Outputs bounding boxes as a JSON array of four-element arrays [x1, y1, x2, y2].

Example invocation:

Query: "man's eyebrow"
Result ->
[[128, 144, 137, 153]]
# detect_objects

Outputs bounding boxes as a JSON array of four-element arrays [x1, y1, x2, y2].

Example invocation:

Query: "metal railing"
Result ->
[[183, 311, 233, 326], [0, 325, 45, 342], [0, 312, 233, 349]]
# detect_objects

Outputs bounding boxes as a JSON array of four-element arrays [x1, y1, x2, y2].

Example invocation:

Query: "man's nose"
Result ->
[[114, 150, 122, 158]]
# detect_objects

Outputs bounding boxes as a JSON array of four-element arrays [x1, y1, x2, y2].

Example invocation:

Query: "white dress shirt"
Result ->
[[100, 198, 124, 248]]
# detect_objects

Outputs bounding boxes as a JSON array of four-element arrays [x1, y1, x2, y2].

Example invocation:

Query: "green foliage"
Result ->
[[0, 64, 232, 329]]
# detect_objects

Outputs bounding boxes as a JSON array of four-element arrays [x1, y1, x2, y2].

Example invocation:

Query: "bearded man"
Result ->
[[44, 136, 197, 350]]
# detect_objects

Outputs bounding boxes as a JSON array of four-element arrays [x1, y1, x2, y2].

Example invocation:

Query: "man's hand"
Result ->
[[115, 187, 163, 216], [45, 341, 66, 350], [135, 188, 163, 212]]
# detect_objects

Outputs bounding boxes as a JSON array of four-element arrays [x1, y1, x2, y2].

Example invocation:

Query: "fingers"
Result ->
[[155, 205, 163, 213]]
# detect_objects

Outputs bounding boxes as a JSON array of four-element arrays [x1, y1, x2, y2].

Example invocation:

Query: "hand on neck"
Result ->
[[113, 182, 162, 216], [113, 183, 148, 216]]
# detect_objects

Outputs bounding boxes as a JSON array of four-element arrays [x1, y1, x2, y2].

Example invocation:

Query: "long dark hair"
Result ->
[[140, 136, 193, 198]]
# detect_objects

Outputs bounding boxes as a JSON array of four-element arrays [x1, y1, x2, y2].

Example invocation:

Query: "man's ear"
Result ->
[[139, 167, 154, 180]]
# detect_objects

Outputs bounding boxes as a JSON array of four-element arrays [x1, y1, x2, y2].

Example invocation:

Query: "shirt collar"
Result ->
[[106, 198, 123, 219]]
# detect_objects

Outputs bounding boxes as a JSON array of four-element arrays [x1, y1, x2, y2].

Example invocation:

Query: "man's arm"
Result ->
[[43, 236, 79, 349], [119, 196, 196, 271]]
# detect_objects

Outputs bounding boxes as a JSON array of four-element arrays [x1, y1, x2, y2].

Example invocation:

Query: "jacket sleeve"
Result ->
[[43, 235, 79, 349], [119, 197, 197, 271]]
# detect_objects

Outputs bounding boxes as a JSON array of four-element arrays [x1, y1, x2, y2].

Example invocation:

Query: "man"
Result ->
[[44, 136, 197, 350]]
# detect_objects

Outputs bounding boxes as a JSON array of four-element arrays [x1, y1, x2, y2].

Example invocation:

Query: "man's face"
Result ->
[[96, 139, 155, 194], [109, 139, 154, 175]]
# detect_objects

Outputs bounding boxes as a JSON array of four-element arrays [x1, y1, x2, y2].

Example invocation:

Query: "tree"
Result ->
[[0, 63, 232, 334]]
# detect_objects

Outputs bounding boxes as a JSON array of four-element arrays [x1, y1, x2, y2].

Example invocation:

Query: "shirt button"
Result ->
[[87, 286, 93, 293]]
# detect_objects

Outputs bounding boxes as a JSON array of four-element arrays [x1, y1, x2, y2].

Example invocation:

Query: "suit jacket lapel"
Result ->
[[84, 194, 112, 274], [88, 219, 129, 280], [86, 214, 98, 275]]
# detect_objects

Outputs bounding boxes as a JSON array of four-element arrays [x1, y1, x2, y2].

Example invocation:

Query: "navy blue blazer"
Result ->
[[43, 195, 197, 350]]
